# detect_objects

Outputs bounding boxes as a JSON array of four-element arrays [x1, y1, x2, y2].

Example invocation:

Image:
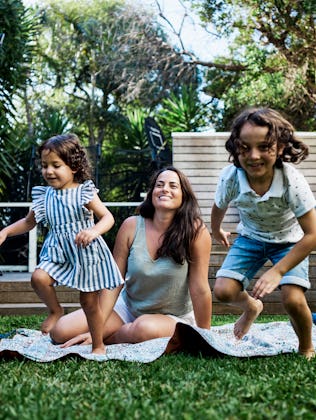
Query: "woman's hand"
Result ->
[[60, 332, 92, 348]]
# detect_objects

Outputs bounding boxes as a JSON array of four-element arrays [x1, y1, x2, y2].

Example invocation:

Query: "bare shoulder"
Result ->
[[188, 223, 211, 265], [120, 215, 137, 231], [193, 223, 212, 248], [116, 216, 138, 245]]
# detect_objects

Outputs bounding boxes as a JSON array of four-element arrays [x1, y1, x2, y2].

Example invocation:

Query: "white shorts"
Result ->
[[114, 293, 196, 326]]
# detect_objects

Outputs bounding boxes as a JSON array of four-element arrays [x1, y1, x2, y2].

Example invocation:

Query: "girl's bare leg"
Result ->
[[80, 291, 105, 355], [214, 277, 263, 339], [31, 269, 64, 334], [282, 285, 315, 360], [50, 291, 124, 346]]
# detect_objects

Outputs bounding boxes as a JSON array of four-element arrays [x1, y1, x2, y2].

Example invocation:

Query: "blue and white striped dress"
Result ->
[[31, 180, 124, 292]]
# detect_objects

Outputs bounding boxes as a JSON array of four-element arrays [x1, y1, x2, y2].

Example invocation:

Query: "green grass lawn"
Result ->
[[1, 314, 316, 420]]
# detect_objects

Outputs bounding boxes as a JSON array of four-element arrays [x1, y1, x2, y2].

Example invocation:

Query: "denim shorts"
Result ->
[[216, 235, 310, 290]]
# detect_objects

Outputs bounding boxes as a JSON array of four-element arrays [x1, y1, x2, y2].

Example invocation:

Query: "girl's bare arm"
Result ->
[[75, 193, 115, 246], [0, 210, 37, 246]]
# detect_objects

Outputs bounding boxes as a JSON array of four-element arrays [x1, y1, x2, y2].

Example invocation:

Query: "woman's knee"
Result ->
[[130, 316, 163, 341], [50, 309, 88, 343], [50, 318, 70, 343]]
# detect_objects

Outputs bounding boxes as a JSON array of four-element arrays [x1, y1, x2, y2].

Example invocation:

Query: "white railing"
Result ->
[[0, 202, 141, 273]]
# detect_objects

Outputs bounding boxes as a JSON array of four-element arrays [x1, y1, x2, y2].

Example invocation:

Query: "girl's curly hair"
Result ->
[[38, 133, 92, 183]]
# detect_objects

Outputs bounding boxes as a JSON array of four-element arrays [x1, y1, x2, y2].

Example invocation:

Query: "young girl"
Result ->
[[211, 107, 316, 359], [0, 134, 124, 355]]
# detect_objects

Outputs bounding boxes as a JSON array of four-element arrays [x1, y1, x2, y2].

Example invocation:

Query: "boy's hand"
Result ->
[[212, 229, 231, 248], [252, 268, 282, 299]]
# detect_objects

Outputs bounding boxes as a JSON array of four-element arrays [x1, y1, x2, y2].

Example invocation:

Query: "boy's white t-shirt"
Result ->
[[214, 163, 316, 243]]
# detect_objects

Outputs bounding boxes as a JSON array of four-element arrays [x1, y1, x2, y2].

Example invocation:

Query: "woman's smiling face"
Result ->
[[152, 170, 183, 211]]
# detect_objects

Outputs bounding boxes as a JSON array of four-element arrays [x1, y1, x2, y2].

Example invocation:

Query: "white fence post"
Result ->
[[28, 226, 37, 272]]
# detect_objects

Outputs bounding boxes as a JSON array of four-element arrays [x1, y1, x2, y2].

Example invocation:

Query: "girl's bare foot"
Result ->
[[234, 299, 263, 339], [41, 307, 64, 334], [92, 346, 106, 355], [299, 348, 315, 361]]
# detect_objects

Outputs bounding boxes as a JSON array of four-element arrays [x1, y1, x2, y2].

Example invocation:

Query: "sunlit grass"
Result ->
[[1, 314, 315, 420]]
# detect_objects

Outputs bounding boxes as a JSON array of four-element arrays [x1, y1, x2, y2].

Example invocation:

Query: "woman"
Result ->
[[50, 166, 212, 346]]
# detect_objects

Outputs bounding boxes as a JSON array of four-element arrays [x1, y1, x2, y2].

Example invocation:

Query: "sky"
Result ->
[[22, 0, 228, 62], [133, 0, 228, 61]]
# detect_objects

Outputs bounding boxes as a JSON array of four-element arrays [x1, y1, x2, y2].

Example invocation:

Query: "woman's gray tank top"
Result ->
[[121, 216, 192, 318]]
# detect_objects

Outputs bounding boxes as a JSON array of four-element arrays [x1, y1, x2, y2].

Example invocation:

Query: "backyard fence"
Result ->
[[172, 131, 316, 314]]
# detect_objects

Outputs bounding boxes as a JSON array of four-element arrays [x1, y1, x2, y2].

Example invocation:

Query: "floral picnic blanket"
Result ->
[[0, 321, 313, 363]]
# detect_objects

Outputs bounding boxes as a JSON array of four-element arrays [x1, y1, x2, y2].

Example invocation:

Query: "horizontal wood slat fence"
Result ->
[[0, 273, 80, 315], [173, 131, 316, 315]]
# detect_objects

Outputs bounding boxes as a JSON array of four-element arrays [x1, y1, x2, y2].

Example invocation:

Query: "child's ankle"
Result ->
[[299, 348, 315, 360]]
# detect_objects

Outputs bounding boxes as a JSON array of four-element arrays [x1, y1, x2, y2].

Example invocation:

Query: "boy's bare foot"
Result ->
[[299, 348, 315, 361], [41, 307, 64, 334], [234, 299, 263, 339]]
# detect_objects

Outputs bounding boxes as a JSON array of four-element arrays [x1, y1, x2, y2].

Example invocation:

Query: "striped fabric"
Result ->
[[31, 181, 123, 292]]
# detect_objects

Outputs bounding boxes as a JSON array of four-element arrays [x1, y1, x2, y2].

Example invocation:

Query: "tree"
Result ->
[[99, 107, 152, 201], [189, 0, 316, 130], [0, 0, 39, 197], [157, 84, 210, 136], [18, 0, 202, 208], [29, 0, 198, 147]]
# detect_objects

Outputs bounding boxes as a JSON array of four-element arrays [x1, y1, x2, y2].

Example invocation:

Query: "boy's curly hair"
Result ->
[[226, 107, 309, 168]]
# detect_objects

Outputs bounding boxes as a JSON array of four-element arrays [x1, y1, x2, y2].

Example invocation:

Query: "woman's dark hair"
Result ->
[[225, 107, 309, 168], [137, 166, 204, 264], [38, 133, 92, 183]]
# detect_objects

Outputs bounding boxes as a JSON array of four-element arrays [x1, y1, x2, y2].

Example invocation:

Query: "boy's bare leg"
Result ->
[[282, 285, 315, 360], [31, 269, 64, 334], [214, 277, 263, 339], [234, 294, 263, 339]]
